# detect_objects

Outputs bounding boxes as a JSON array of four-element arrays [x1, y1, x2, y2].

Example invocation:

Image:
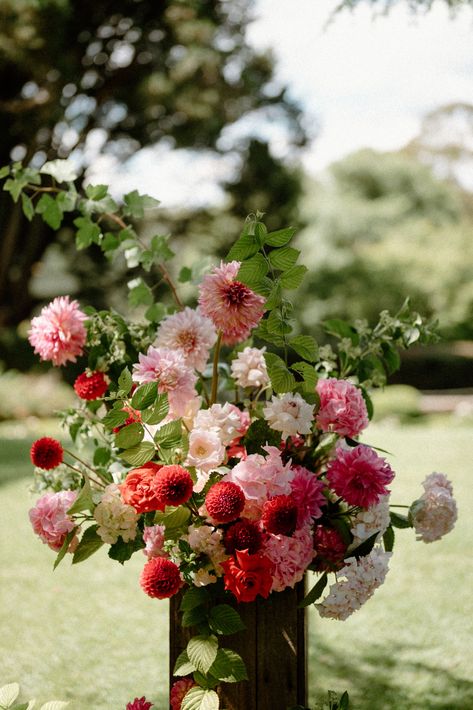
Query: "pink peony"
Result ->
[[316, 378, 368, 438], [263, 526, 315, 592], [132, 346, 197, 418], [155, 307, 217, 372], [225, 446, 294, 505], [290, 465, 326, 526], [326, 445, 395, 508], [170, 678, 195, 710], [28, 296, 87, 366], [143, 525, 167, 559], [29, 491, 77, 551], [198, 261, 265, 344]]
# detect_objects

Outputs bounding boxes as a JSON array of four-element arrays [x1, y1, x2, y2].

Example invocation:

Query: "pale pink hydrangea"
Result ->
[[315, 378, 368, 438], [290, 465, 326, 527], [411, 473, 457, 543], [326, 444, 395, 508], [29, 490, 78, 551], [132, 346, 197, 418], [198, 260, 265, 344], [349, 495, 391, 548], [194, 403, 243, 445], [225, 445, 294, 505], [28, 296, 87, 366], [263, 393, 314, 440], [187, 524, 228, 574], [155, 307, 217, 372], [94, 484, 138, 544], [185, 429, 225, 489], [231, 346, 270, 388], [263, 526, 315, 592], [316, 547, 392, 620], [143, 524, 167, 559]]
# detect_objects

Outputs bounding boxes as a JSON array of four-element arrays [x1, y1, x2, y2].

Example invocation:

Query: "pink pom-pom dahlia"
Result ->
[[316, 378, 368, 438], [28, 296, 87, 366], [198, 261, 265, 344], [326, 445, 395, 508], [290, 465, 326, 526], [29, 490, 77, 551], [170, 678, 195, 710]]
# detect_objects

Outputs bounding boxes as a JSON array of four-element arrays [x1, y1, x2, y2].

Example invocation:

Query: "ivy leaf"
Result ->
[[108, 534, 145, 564], [150, 234, 175, 261], [181, 687, 219, 710], [73, 216, 101, 250], [114, 422, 144, 449], [141, 393, 169, 425], [145, 302, 167, 323], [299, 573, 328, 608], [119, 442, 155, 466], [173, 650, 197, 676], [209, 605, 246, 635], [265, 226, 296, 247], [237, 253, 268, 286], [93, 447, 111, 466], [268, 246, 299, 271], [40, 159, 78, 182], [289, 335, 318, 362], [122, 190, 160, 219], [178, 266, 193, 283], [85, 184, 108, 201], [72, 525, 103, 564], [264, 352, 296, 394], [209, 648, 248, 683], [127, 277, 153, 307], [131, 382, 158, 410], [383, 525, 395, 552], [21, 192, 35, 221], [280, 264, 308, 290], [187, 635, 219, 674], [36, 194, 63, 229]]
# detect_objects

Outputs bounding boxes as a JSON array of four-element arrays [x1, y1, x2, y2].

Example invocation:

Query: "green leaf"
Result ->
[[122, 190, 160, 219], [268, 246, 299, 271], [291, 361, 317, 392], [383, 525, 395, 552], [339, 690, 350, 710], [72, 525, 103, 564], [21, 192, 35, 221], [0, 682, 20, 706], [390, 511, 412, 529], [187, 635, 219, 674], [36, 194, 63, 229], [209, 648, 248, 683], [93, 447, 111, 466], [101, 408, 128, 430], [265, 226, 296, 247], [11, 703, 30, 710], [209, 605, 246, 636], [264, 352, 296, 394], [242, 419, 281, 455], [108, 534, 145, 564], [181, 687, 219, 710], [128, 278, 153, 307], [237, 253, 269, 286], [180, 586, 210, 612], [266, 309, 293, 335], [150, 234, 174, 261], [0, 165, 10, 179], [119, 442, 156, 467], [348, 532, 379, 560], [141, 393, 169, 425], [53, 528, 78, 570], [381, 343, 401, 375], [145, 302, 167, 323], [173, 649, 197, 676], [155, 505, 190, 532], [280, 264, 308, 290], [182, 605, 209, 628], [118, 368, 133, 395], [226, 233, 259, 261], [324, 319, 359, 344], [254, 318, 285, 347], [131, 382, 158, 410], [85, 184, 108, 201], [114, 422, 144, 449], [299, 573, 328, 608], [67, 476, 94, 514], [289, 335, 318, 362], [155, 419, 182, 450], [73, 216, 101, 250], [56, 188, 77, 213], [179, 266, 193, 283]]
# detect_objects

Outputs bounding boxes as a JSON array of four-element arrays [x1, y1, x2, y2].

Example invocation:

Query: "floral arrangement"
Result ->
[[2, 161, 457, 710]]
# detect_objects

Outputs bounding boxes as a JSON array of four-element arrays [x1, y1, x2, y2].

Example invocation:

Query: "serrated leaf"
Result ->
[[102, 408, 128, 430], [67, 476, 94, 514], [289, 335, 318, 362], [72, 525, 103, 564], [36, 194, 63, 229], [123, 190, 160, 219], [173, 649, 197, 676], [299, 573, 328, 608], [155, 505, 190, 531], [268, 246, 299, 271], [131, 382, 157, 410], [40, 159, 78, 182], [182, 605, 208, 628], [155, 419, 182, 449], [114, 422, 144, 449], [85, 184, 108, 200], [73, 216, 101, 250], [141, 393, 169, 425], [209, 605, 246, 635], [118, 368, 133, 395], [264, 352, 296, 394], [108, 534, 145, 564], [180, 586, 210, 612], [187, 635, 219, 674], [0, 682, 20, 706], [265, 226, 296, 247], [266, 308, 293, 335], [242, 419, 281, 455], [119, 442, 156, 466], [226, 233, 259, 261], [237, 253, 268, 287], [383, 525, 395, 552], [181, 687, 219, 710], [53, 528, 78, 570], [209, 648, 248, 683], [280, 264, 307, 290], [128, 278, 153, 307], [21, 192, 35, 221], [291, 361, 317, 392]]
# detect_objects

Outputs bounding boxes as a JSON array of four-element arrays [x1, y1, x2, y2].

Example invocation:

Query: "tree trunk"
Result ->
[[169, 581, 307, 710]]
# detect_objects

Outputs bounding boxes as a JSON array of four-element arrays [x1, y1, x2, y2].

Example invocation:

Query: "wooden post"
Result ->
[[169, 581, 307, 710]]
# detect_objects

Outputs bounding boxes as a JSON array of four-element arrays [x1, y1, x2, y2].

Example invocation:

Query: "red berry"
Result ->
[[205, 482, 245, 523], [154, 465, 193, 507], [224, 519, 263, 555], [262, 495, 298, 536], [73, 371, 108, 400], [140, 557, 182, 599], [30, 437, 64, 470]]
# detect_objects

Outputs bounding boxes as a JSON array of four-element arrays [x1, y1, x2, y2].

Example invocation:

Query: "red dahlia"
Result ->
[[224, 519, 263, 555], [313, 525, 347, 572], [113, 406, 142, 433], [154, 465, 193, 506], [30, 437, 64, 470], [126, 698, 153, 710], [262, 494, 298, 536], [205, 481, 245, 523], [140, 557, 182, 599], [73, 370, 108, 400]]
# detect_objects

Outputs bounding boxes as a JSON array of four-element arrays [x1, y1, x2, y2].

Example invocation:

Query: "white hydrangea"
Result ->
[[316, 547, 392, 621], [94, 484, 138, 544], [231, 346, 270, 388], [187, 524, 228, 574], [193, 402, 242, 445], [411, 473, 457, 543], [349, 495, 391, 549], [263, 392, 314, 440]]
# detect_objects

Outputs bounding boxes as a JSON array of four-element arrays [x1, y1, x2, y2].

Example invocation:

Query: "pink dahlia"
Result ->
[[290, 466, 326, 526], [326, 445, 395, 508], [29, 490, 77, 551], [28, 296, 87, 366], [170, 678, 195, 710], [315, 378, 368, 438], [198, 260, 265, 344], [155, 307, 217, 372], [126, 697, 153, 710], [263, 526, 315, 592], [132, 346, 197, 418]]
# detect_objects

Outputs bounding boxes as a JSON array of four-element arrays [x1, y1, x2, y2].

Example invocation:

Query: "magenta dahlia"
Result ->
[[326, 444, 395, 508]]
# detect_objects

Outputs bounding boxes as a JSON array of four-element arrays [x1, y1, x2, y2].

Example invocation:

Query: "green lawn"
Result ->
[[1, 423, 472, 709]]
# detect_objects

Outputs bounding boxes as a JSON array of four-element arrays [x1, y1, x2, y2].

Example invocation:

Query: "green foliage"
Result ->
[[72, 525, 104, 564], [300, 573, 328, 608]]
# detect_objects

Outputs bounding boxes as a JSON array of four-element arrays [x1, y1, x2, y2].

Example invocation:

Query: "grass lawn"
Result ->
[[1, 422, 472, 709]]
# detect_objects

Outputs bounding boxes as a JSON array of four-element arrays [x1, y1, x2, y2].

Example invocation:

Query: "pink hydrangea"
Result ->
[[290, 465, 326, 526], [132, 346, 197, 418], [28, 296, 87, 366], [143, 525, 167, 559], [263, 526, 315, 592], [29, 490, 77, 551], [411, 473, 457, 543], [316, 378, 368, 438], [198, 261, 265, 345], [225, 446, 294, 505], [326, 445, 395, 508], [170, 678, 195, 710], [155, 307, 217, 372]]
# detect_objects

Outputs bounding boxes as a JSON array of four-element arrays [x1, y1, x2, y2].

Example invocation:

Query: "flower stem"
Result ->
[[63, 461, 105, 489], [210, 331, 223, 405]]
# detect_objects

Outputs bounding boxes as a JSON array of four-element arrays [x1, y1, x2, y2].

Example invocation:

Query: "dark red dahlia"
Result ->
[[205, 481, 245, 523], [73, 371, 108, 400], [262, 494, 298, 536], [30, 437, 64, 470], [154, 465, 193, 507], [126, 697, 153, 710], [224, 519, 263, 555], [140, 557, 182, 599], [313, 525, 347, 572]]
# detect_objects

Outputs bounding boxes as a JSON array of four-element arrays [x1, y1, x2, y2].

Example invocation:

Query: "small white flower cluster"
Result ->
[[411, 472, 457, 543], [317, 547, 392, 620], [94, 484, 138, 544], [263, 392, 314, 440], [349, 495, 391, 549], [231, 346, 269, 388], [187, 524, 229, 584]]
